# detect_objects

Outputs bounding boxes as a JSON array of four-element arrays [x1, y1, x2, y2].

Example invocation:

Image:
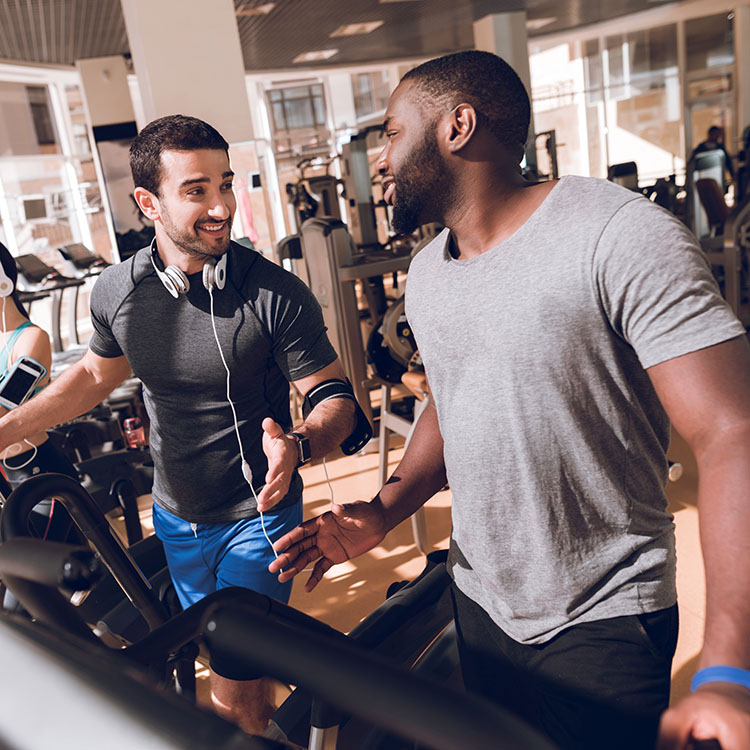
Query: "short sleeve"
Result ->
[[258, 266, 338, 382], [593, 197, 745, 369], [88, 267, 125, 358]]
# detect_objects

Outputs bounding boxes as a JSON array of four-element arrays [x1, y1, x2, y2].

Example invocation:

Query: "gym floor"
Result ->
[[124, 420, 704, 712]]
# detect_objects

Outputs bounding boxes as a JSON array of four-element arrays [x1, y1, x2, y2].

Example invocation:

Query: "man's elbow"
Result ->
[[692, 416, 750, 465]]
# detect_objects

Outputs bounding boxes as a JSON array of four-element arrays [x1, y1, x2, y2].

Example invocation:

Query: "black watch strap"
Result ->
[[289, 431, 311, 467]]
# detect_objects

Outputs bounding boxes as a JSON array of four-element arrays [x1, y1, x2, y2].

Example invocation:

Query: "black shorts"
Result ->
[[451, 583, 678, 750]]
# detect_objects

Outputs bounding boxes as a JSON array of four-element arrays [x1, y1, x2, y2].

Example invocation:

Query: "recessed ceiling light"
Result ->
[[526, 17, 557, 31], [236, 2, 275, 16], [293, 49, 340, 63], [330, 21, 384, 37]]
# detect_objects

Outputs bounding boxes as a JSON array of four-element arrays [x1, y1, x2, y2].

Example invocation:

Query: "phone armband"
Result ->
[[302, 378, 373, 455]]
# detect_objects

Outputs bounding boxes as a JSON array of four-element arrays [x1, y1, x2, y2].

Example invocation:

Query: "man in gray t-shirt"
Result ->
[[0, 115, 357, 736], [271, 52, 750, 750]]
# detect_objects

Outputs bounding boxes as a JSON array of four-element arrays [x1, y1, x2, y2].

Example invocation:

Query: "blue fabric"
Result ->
[[152, 500, 302, 610], [0, 320, 34, 374], [0, 321, 47, 397]]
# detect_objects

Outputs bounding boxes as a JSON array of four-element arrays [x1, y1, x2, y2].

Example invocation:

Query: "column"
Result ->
[[473, 12, 537, 170], [120, 0, 253, 143]]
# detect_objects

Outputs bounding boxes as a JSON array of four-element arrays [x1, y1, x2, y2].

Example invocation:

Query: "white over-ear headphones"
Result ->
[[0, 264, 14, 298], [150, 240, 227, 298]]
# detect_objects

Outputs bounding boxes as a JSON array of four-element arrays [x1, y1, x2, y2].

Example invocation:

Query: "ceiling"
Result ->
[[0, 0, 684, 72]]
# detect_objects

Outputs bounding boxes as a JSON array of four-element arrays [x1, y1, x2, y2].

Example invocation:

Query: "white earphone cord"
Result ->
[[208, 287, 279, 558], [0, 296, 38, 471]]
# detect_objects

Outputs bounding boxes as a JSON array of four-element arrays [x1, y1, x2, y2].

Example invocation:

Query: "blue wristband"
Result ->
[[691, 666, 750, 692]]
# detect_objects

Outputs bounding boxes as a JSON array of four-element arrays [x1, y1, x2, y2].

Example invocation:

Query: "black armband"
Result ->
[[302, 378, 373, 455]]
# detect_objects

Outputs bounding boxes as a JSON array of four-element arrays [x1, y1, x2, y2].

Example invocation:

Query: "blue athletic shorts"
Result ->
[[151, 501, 302, 610], [152, 501, 303, 680]]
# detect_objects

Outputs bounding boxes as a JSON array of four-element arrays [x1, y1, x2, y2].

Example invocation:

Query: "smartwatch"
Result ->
[[289, 431, 311, 468]]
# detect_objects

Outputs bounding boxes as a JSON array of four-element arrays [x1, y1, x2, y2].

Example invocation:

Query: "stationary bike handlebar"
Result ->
[[131, 586, 557, 750], [0, 536, 554, 750], [201, 594, 556, 750], [0, 473, 168, 630]]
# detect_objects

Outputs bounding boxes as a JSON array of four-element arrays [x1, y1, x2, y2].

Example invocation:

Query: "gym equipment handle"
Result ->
[[202, 597, 556, 750], [0, 473, 168, 630]]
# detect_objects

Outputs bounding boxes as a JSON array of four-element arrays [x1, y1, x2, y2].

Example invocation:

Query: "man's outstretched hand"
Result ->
[[256, 417, 297, 512], [268, 500, 388, 591]]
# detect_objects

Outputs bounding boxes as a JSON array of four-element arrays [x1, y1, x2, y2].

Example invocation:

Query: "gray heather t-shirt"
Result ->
[[89, 241, 337, 523], [405, 175, 745, 645]]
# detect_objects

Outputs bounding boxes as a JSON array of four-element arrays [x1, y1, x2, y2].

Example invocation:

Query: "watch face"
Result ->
[[292, 432, 311, 465]]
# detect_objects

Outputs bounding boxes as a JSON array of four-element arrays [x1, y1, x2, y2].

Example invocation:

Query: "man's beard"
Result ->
[[391, 128, 450, 234], [160, 206, 232, 260]]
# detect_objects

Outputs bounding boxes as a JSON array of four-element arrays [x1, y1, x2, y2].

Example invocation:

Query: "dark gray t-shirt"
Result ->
[[89, 241, 337, 523], [406, 176, 745, 644]]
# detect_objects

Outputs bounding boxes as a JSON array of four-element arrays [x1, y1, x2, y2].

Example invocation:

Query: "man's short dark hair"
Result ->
[[401, 50, 530, 160], [708, 126, 722, 138], [129, 114, 229, 195]]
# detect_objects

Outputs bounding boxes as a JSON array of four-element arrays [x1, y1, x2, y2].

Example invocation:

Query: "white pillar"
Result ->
[[120, 0, 254, 143], [473, 12, 537, 169]]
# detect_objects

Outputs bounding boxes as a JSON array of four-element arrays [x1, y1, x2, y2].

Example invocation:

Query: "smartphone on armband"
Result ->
[[0, 356, 48, 410]]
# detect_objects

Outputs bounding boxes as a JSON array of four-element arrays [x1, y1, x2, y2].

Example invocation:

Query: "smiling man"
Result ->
[[270, 52, 750, 750], [0, 114, 359, 735]]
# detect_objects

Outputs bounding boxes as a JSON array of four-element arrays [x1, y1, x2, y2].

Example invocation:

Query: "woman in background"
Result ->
[[0, 241, 80, 541]]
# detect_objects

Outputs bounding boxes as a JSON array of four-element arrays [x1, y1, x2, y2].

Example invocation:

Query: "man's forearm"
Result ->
[[374, 398, 447, 532], [0, 358, 126, 451], [295, 397, 356, 459], [696, 422, 750, 669]]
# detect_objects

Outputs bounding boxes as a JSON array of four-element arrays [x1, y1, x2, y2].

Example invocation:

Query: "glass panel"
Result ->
[[529, 25, 682, 185], [583, 38, 602, 106], [530, 42, 591, 178], [64, 84, 92, 159], [0, 156, 74, 259], [604, 25, 678, 101], [606, 83, 683, 184], [284, 97, 315, 130], [688, 102, 732, 153], [0, 82, 61, 157], [685, 13, 734, 72], [312, 95, 326, 126], [352, 71, 391, 119], [266, 84, 328, 132], [271, 101, 286, 131]]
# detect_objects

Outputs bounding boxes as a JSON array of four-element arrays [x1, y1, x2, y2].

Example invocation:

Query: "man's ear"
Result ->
[[445, 103, 478, 153], [133, 186, 160, 222]]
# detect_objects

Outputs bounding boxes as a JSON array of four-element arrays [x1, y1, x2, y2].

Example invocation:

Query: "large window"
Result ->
[[530, 23, 682, 185], [267, 84, 327, 132], [601, 25, 681, 183]]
